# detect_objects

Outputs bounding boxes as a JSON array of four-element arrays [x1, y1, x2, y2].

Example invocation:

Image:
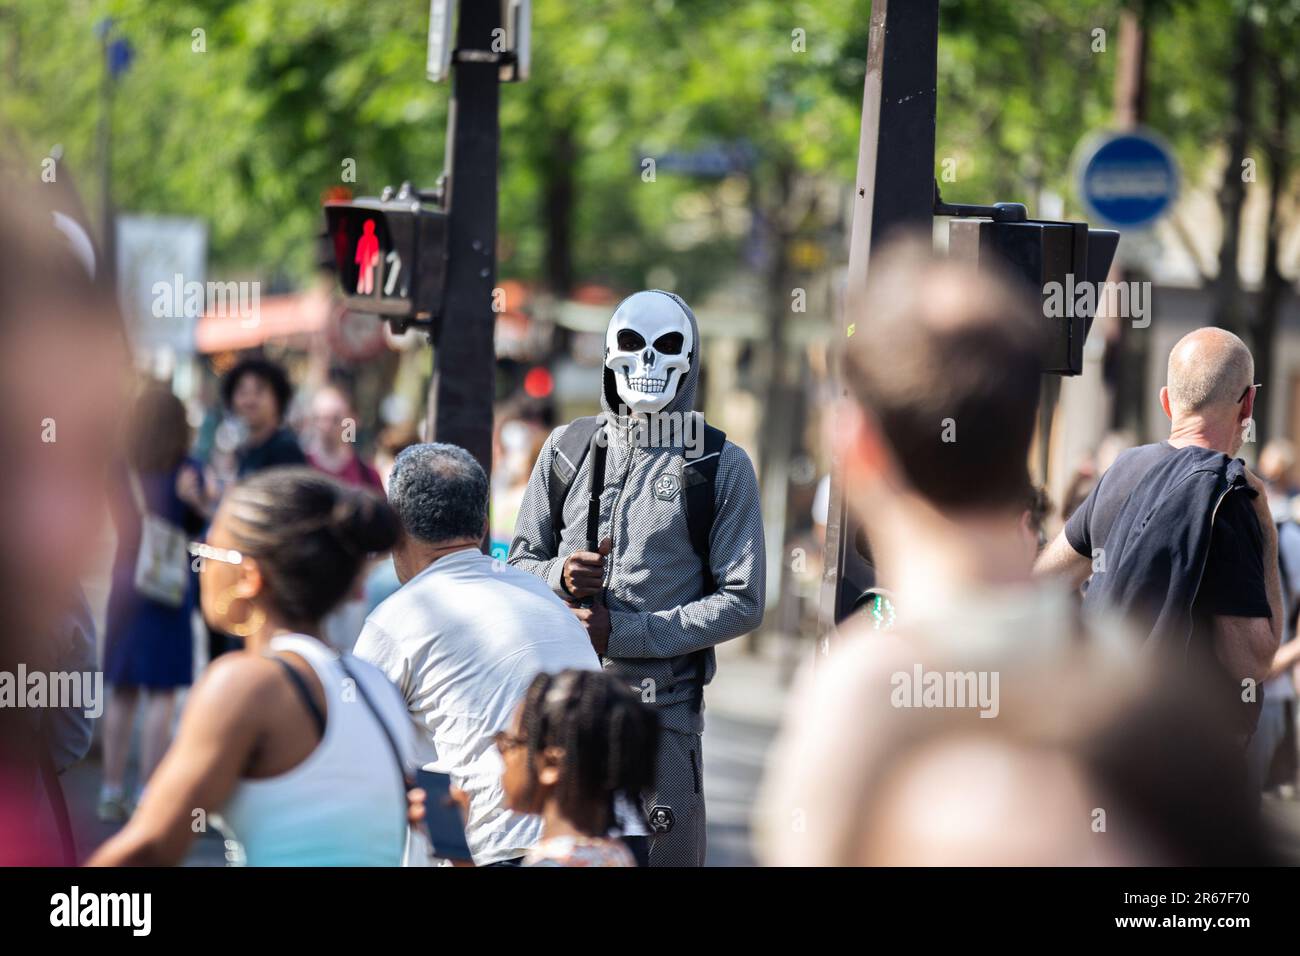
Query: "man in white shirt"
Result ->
[[355, 443, 603, 865]]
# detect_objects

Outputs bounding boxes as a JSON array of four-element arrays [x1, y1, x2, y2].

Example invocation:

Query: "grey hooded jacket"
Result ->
[[507, 291, 765, 734]]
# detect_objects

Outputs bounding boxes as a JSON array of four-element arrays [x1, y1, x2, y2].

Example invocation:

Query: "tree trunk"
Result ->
[[1108, 7, 1150, 438], [1211, 12, 1257, 338], [1250, 53, 1290, 444], [541, 120, 577, 297], [755, 159, 799, 651], [1113, 5, 1148, 128]]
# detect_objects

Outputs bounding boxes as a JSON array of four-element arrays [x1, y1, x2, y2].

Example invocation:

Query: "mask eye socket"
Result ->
[[653, 332, 684, 355], [617, 329, 646, 351]]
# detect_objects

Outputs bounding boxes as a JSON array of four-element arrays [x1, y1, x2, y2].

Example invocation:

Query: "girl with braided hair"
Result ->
[[499, 669, 658, 867]]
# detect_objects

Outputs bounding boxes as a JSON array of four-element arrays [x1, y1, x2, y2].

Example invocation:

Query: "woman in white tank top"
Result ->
[[91, 468, 412, 866]]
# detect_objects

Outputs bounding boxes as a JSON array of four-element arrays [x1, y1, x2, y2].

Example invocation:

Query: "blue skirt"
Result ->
[[103, 461, 199, 690], [102, 568, 195, 690]]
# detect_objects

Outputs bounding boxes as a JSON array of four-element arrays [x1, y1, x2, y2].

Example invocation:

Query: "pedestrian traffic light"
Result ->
[[324, 188, 448, 328], [939, 188, 1120, 376], [852, 587, 897, 632]]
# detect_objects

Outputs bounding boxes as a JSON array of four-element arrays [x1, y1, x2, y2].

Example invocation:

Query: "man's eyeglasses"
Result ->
[[1239, 383, 1263, 404], [188, 541, 243, 566], [493, 730, 527, 754]]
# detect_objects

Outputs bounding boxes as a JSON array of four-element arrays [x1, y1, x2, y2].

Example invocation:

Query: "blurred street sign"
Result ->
[[643, 142, 757, 178], [107, 38, 134, 78], [115, 215, 207, 354], [1075, 128, 1179, 231], [96, 19, 133, 77]]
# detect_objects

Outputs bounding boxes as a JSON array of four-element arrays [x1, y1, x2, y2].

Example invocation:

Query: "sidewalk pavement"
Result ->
[[701, 633, 806, 867]]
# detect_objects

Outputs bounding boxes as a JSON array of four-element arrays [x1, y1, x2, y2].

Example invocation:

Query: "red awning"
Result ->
[[195, 287, 332, 353]]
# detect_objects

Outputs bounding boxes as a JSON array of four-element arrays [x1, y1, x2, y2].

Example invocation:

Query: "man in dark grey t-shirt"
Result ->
[[1065, 442, 1270, 665], [1037, 328, 1281, 732]]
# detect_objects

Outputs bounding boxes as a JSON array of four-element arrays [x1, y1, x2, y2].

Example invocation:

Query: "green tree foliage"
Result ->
[[3, 0, 1292, 302], [1, 0, 861, 295]]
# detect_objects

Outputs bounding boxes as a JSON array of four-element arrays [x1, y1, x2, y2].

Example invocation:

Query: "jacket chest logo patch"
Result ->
[[654, 473, 681, 500]]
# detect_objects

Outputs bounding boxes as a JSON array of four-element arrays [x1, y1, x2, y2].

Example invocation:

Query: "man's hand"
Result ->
[[408, 786, 469, 826], [572, 595, 611, 657], [407, 786, 426, 826], [562, 537, 611, 599]]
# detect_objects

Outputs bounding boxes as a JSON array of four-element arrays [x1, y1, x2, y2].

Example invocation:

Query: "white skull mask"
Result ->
[[604, 292, 694, 414]]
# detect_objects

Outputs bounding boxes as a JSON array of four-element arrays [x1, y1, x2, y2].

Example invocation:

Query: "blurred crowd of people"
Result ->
[[3, 168, 712, 867], [95, 359, 406, 824], [2, 167, 1296, 869]]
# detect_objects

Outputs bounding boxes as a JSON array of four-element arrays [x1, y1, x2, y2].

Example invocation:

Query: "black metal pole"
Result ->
[[430, 0, 501, 489], [820, 0, 940, 629]]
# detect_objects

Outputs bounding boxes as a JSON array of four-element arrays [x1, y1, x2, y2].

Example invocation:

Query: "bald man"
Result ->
[[1037, 328, 1282, 735]]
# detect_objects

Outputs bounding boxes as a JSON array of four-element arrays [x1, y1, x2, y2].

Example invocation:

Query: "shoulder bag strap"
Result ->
[[335, 654, 413, 793]]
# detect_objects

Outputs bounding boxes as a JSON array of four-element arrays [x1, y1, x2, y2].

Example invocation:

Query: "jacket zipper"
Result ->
[[606, 421, 639, 595]]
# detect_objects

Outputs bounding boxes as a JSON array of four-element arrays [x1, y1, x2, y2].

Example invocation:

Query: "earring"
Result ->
[[215, 585, 266, 639]]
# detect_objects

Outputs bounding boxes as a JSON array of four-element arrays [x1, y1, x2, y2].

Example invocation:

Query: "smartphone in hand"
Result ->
[[415, 769, 472, 862]]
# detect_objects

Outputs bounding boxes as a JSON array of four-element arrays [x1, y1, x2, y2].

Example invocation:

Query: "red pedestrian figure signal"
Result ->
[[323, 196, 447, 319], [355, 219, 380, 295]]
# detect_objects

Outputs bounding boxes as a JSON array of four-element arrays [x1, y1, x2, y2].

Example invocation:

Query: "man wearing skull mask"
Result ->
[[509, 289, 765, 866]]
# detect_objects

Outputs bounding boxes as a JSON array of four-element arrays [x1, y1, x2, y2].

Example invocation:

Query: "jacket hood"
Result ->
[[601, 289, 701, 426]]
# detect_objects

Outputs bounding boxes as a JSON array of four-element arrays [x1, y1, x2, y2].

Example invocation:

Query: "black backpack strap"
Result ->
[[547, 416, 604, 552], [683, 420, 726, 707], [585, 430, 609, 551], [683, 421, 726, 594], [548, 414, 723, 589]]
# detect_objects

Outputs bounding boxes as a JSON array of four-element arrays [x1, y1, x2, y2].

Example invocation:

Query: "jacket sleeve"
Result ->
[[606, 441, 766, 659], [506, 426, 570, 599]]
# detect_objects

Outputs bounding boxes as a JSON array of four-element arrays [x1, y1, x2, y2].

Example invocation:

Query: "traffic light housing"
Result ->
[[324, 193, 449, 327], [938, 190, 1120, 376]]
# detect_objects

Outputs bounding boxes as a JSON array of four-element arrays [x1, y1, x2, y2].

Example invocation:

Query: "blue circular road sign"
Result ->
[[1075, 129, 1179, 231]]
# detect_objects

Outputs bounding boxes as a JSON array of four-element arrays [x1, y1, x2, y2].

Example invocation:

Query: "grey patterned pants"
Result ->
[[642, 728, 706, 867]]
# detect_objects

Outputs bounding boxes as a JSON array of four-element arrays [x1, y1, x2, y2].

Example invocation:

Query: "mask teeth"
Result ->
[[627, 375, 667, 393]]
